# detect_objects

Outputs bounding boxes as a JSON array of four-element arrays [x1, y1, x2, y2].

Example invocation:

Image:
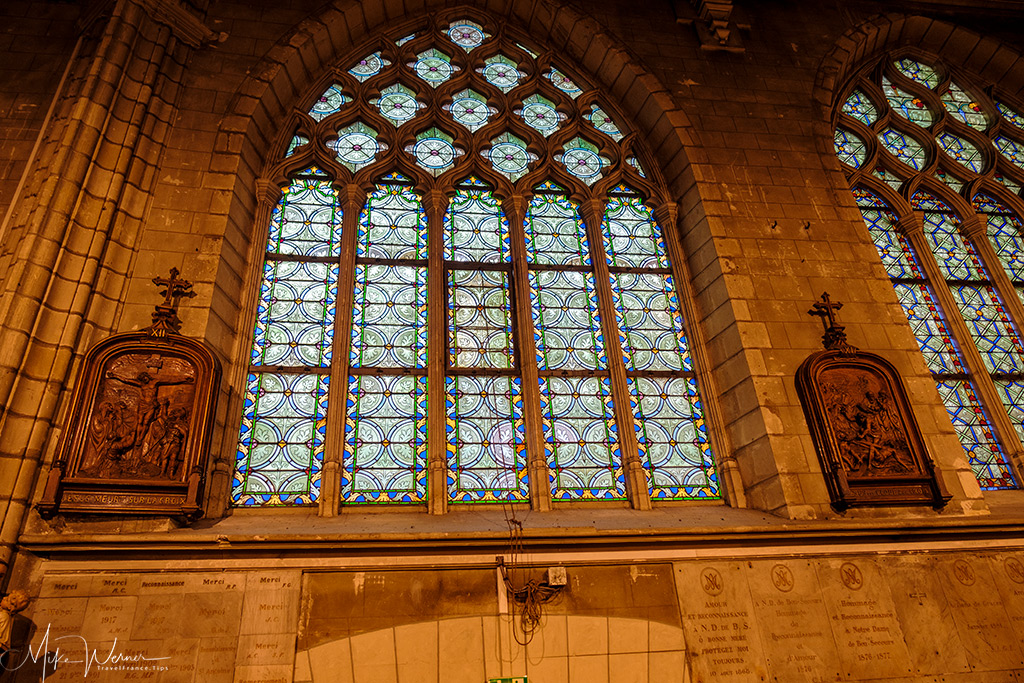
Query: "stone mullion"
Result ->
[[899, 215, 1024, 467], [503, 194, 552, 512], [580, 198, 650, 510], [653, 202, 746, 507], [425, 190, 450, 515], [320, 187, 366, 517]]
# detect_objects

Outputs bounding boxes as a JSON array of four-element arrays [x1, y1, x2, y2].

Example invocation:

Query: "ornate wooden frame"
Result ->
[[37, 271, 221, 520], [797, 294, 951, 510]]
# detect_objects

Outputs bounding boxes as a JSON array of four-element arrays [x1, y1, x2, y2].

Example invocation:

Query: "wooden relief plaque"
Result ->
[[37, 270, 221, 519], [796, 293, 951, 510]]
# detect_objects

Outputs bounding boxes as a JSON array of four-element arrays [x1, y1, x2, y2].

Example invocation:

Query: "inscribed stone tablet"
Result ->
[[674, 562, 767, 682], [884, 556, 969, 676], [79, 595, 137, 641], [748, 560, 841, 682], [816, 557, 912, 679], [988, 552, 1024, 641], [937, 555, 1024, 671]]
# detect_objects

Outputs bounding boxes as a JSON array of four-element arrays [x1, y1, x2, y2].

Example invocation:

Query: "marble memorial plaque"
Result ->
[[816, 558, 912, 678], [197, 637, 240, 683], [78, 595, 137, 641], [184, 572, 246, 593], [131, 593, 187, 640], [236, 633, 297, 667], [182, 591, 244, 638], [988, 552, 1024, 640], [26, 597, 88, 642], [937, 556, 1024, 671], [748, 560, 841, 682], [39, 575, 92, 598], [89, 573, 141, 596], [674, 562, 768, 682], [885, 556, 969, 675]]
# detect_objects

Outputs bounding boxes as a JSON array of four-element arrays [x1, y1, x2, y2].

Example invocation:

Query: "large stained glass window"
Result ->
[[835, 55, 1022, 489], [234, 13, 719, 508]]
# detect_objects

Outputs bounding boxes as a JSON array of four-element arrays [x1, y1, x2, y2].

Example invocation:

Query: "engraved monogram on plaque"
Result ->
[[37, 269, 220, 520], [797, 293, 951, 510]]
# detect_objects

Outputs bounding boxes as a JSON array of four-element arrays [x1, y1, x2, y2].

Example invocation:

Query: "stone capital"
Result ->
[[135, 0, 226, 48]]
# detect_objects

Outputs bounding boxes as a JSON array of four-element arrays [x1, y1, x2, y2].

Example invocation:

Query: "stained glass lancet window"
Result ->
[[834, 53, 1023, 490], [235, 13, 721, 507], [234, 169, 340, 505]]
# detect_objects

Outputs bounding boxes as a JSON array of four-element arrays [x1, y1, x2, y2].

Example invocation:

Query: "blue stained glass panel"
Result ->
[[587, 105, 623, 141], [329, 122, 385, 173], [611, 272, 691, 372], [233, 372, 328, 506], [894, 283, 965, 374], [358, 181, 427, 260], [919, 208, 985, 280], [934, 168, 964, 192], [942, 380, 1017, 489], [405, 127, 463, 175], [349, 52, 391, 82], [975, 194, 1024, 289], [266, 178, 343, 258], [937, 132, 984, 173], [485, 132, 537, 182], [546, 68, 583, 98], [448, 19, 489, 52], [446, 89, 494, 132], [541, 376, 624, 500], [449, 269, 514, 369], [842, 90, 878, 125], [530, 270, 606, 371], [883, 76, 934, 127], [374, 84, 423, 126], [250, 260, 338, 367], [285, 135, 308, 157], [894, 58, 940, 88], [942, 82, 988, 130], [993, 381, 1024, 487], [479, 55, 523, 93], [558, 137, 609, 185], [525, 190, 590, 266], [879, 128, 926, 170], [350, 264, 427, 369], [995, 135, 1024, 168], [446, 375, 528, 502], [445, 182, 511, 262], [601, 192, 670, 269], [632, 376, 718, 499], [517, 94, 565, 137], [859, 207, 922, 280], [626, 156, 647, 178], [997, 101, 1024, 128], [835, 129, 866, 168], [872, 166, 903, 190], [343, 374, 427, 503], [309, 84, 350, 121], [950, 284, 1024, 374], [411, 49, 458, 87]]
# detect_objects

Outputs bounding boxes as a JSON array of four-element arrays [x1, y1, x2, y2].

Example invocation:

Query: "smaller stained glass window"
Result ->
[[309, 84, 350, 121], [872, 166, 902, 190], [479, 55, 523, 93], [995, 173, 1022, 194], [879, 128, 926, 170], [586, 105, 623, 141], [285, 135, 309, 157], [484, 132, 537, 182], [997, 101, 1024, 128], [546, 68, 583, 98], [330, 122, 386, 173], [627, 156, 647, 178], [842, 90, 878, 125], [396, 34, 416, 46], [937, 132, 984, 173], [934, 168, 964, 192], [942, 82, 988, 131], [445, 89, 495, 132], [995, 136, 1024, 168], [447, 19, 489, 52], [373, 83, 423, 126], [411, 49, 458, 87], [882, 77, 933, 128], [557, 137, 609, 185], [405, 127, 463, 175], [517, 94, 565, 137], [894, 58, 940, 88], [835, 129, 866, 168], [349, 52, 391, 82]]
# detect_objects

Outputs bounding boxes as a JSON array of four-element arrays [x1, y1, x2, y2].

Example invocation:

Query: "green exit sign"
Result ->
[[488, 678, 527, 683]]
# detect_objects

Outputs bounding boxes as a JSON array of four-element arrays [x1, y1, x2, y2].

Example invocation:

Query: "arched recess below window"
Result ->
[[834, 52, 1024, 490], [228, 12, 724, 512]]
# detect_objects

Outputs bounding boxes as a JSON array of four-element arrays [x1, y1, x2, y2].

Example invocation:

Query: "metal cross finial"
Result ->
[[153, 267, 195, 310], [809, 291, 843, 331]]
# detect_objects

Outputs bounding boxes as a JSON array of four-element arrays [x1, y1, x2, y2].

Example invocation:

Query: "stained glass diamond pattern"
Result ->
[[883, 77, 934, 128], [405, 128, 464, 175], [879, 128, 926, 170], [374, 84, 423, 126], [997, 101, 1024, 128], [942, 82, 988, 131], [557, 137, 610, 185], [995, 136, 1024, 168], [937, 132, 984, 173], [479, 55, 524, 93], [546, 68, 583, 98], [411, 49, 458, 87], [586, 105, 624, 141], [485, 133, 537, 182], [309, 84, 350, 121], [349, 52, 391, 82], [330, 122, 385, 173], [447, 19, 489, 52], [516, 94, 565, 137], [835, 129, 866, 168], [894, 58, 940, 88], [842, 90, 878, 125], [446, 89, 495, 132]]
